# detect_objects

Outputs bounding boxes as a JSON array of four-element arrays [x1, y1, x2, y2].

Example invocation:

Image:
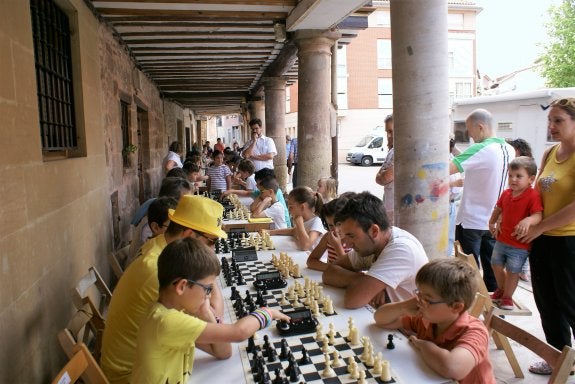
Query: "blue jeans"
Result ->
[[491, 241, 529, 273], [455, 224, 497, 291]]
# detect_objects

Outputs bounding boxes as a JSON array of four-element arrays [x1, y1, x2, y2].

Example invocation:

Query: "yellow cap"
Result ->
[[168, 195, 227, 239]]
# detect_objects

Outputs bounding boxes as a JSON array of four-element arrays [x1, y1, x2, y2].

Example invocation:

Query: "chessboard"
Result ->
[[215, 232, 275, 254], [240, 330, 401, 384], [220, 259, 279, 287], [227, 283, 337, 322]]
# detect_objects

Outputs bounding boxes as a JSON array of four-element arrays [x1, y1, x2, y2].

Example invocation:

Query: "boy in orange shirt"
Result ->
[[374, 258, 495, 384]]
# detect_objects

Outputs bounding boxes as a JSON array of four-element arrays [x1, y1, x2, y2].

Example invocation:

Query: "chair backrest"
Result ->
[[73, 267, 112, 320], [52, 343, 109, 384], [108, 245, 129, 280], [58, 303, 105, 362], [468, 293, 488, 318], [453, 241, 491, 301], [485, 307, 575, 383]]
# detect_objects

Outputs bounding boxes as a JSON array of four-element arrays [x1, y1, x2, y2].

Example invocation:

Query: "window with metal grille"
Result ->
[[120, 101, 131, 167], [30, 0, 77, 154]]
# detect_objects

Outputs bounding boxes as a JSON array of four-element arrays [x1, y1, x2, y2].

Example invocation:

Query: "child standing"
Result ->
[[267, 186, 325, 251], [316, 177, 338, 203], [132, 237, 289, 384], [488, 156, 542, 310], [374, 258, 495, 384], [250, 178, 287, 229], [206, 150, 232, 193]]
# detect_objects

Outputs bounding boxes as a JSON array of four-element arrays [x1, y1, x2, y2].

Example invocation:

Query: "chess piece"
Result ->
[[247, 336, 256, 353], [346, 357, 355, 373], [298, 347, 312, 365], [373, 352, 383, 374], [272, 368, 283, 384], [346, 318, 355, 342], [361, 337, 370, 361], [268, 346, 278, 362], [358, 369, 367, 384], [320, 336, 331, 353], [323, 296, 334, 315], [331, 349, 342, 367], [381, 360, 392, 382], [321, 353, 336, 378], [327, 323, 336, 344], [279, 339, 289, 359], [280, 293, 289, 306], [350, 326, 360, 345], [349, 362, 359, 379], [387, 334, 395, 350], [315, 324, 323, 340]]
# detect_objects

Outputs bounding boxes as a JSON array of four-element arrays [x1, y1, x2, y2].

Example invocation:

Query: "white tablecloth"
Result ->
[[190, 235, 451, 383]]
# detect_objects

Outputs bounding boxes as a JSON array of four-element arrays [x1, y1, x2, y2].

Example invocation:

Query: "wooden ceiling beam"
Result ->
[[95, 0, 296, 5], [121, 31, 274, 38], [96, 8, 287, 19], [111, 21, 273, 28], [104, 15, 280, 22], [131, 46, 272, 51], [124, 38, 273, 44]]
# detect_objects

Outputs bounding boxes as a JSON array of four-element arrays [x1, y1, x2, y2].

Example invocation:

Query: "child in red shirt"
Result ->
[[488, 156, 543, 310]]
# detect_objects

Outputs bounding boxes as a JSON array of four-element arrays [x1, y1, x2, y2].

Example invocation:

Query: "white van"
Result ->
[[346, 133, 387, 166]]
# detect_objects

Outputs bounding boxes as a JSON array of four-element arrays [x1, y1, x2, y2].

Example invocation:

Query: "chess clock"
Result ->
[[253, 271, 287, 290], [276, 308, 319, 336], [232, 248, 258, 262]]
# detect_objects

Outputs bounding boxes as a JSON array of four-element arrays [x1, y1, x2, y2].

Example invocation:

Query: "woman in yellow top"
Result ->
[[519, 98, 575, 375]]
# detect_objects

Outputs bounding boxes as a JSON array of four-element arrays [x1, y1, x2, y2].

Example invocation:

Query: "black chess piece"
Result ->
[[256, 290, 265, 306], [272, 368, 283, 384], [263, 335, 271, 354], [387, 334, 395, 350], [267, 345, 277, 362], [298, 347, 312, 365], [246, 336, 255, 353], [279, 339, 289, 359]]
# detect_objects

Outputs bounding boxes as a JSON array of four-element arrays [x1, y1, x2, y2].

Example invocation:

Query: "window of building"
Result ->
[[378, 78, 393, 109], [30, 0, 84, 159], [120, 101, 131, 167], [448, 13, 464, 29], [377, 39, 392, 69], [337, 46, 348, 110], [374, 10, 391, 27]]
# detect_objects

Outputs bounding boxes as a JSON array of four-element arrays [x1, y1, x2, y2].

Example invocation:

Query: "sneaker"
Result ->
[[498, 297, 514, 310], [529, 361, 552, 375], [490, 288, 504, 301], [519, 272, 530, 282]]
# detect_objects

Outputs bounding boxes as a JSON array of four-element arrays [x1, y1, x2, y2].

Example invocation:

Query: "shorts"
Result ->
[[491, 241, 529, 273]]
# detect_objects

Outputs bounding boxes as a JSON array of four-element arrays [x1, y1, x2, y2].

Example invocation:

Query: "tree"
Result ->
[[539, 0, 575, 87]]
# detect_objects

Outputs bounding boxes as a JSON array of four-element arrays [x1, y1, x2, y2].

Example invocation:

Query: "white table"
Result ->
[[191, 236, 452, 383]]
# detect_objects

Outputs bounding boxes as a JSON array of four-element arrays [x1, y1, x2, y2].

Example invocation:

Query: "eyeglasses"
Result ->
[[414, 289, 447, 307], [195, 230, 218, 246], [179, 278, 214, 296]]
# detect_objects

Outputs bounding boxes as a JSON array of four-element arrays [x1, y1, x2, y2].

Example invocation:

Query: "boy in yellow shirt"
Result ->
[[132, 237, 290, 384]]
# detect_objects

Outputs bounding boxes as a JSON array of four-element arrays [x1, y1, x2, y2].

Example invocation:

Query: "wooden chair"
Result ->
[[58, 303, 105, 362], [485, 307, 575, 383], [108, 244, 130, 280], [453, 241, 531, 317], [73, 267, 112, 320], [52, 342, 109, 384], [454, 241, 529, 378], [468, 293, 488, 319]]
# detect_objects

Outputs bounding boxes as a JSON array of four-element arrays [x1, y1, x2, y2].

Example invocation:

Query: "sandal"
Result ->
[[529, 361, 552, 375]]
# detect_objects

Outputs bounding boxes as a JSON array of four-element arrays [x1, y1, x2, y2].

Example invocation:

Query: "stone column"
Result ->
[[391, 0, 450, 259], [294, 29, 341, 190], [263, 76, 288, 191]]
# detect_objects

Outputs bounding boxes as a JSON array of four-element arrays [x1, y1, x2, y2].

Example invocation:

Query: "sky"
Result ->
[[475, 0, 561, 90]]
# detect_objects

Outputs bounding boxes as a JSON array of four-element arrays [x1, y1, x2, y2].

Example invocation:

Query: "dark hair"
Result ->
[[334, 191, 388, 232], [212, 150, 223, 159], [158, 177, 191, 200], [169, 141, 183, 153], [509, 156, 538, 177], [550, 98, 575, 121], [384, 114, 393, 123], [157, 237, 221, 289], [148, 197, 178, 228], [237, 159, 255, 174], [416, 258, 478, 311], [288, 186, 323, 215], [166, 167, 188, 179], [254, 167, 275, 182], [183, 162, 201, 174], [506, 138, 533, 158], [320, 193, 355, 229], [249, 118, 262, 127], [259, 177, 279, 193]]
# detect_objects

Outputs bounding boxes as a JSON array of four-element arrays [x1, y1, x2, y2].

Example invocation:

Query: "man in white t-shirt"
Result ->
[[241, 118, 277, 171], [450, 108, 514, 292], [322, 192, 428, 309]]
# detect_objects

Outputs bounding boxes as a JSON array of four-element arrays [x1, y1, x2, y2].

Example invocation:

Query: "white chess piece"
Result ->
[[350, 362, 359, 379], [322, 353, 336, 378], [315, 324, 323, 340], [358, 369, 367, 384], [350, 326, 360, 345], [331, 349, 342, 367], [327, 323, 336, 344], [346, 357, 355, 373], [324, 296, 334, 315], [381, 360, 392, 382], [361, 337, 370, 361], [373, 352, 383, 374]]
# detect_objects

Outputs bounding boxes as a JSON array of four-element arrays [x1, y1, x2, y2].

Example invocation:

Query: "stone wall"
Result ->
[[0, 0, 176, 381]]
